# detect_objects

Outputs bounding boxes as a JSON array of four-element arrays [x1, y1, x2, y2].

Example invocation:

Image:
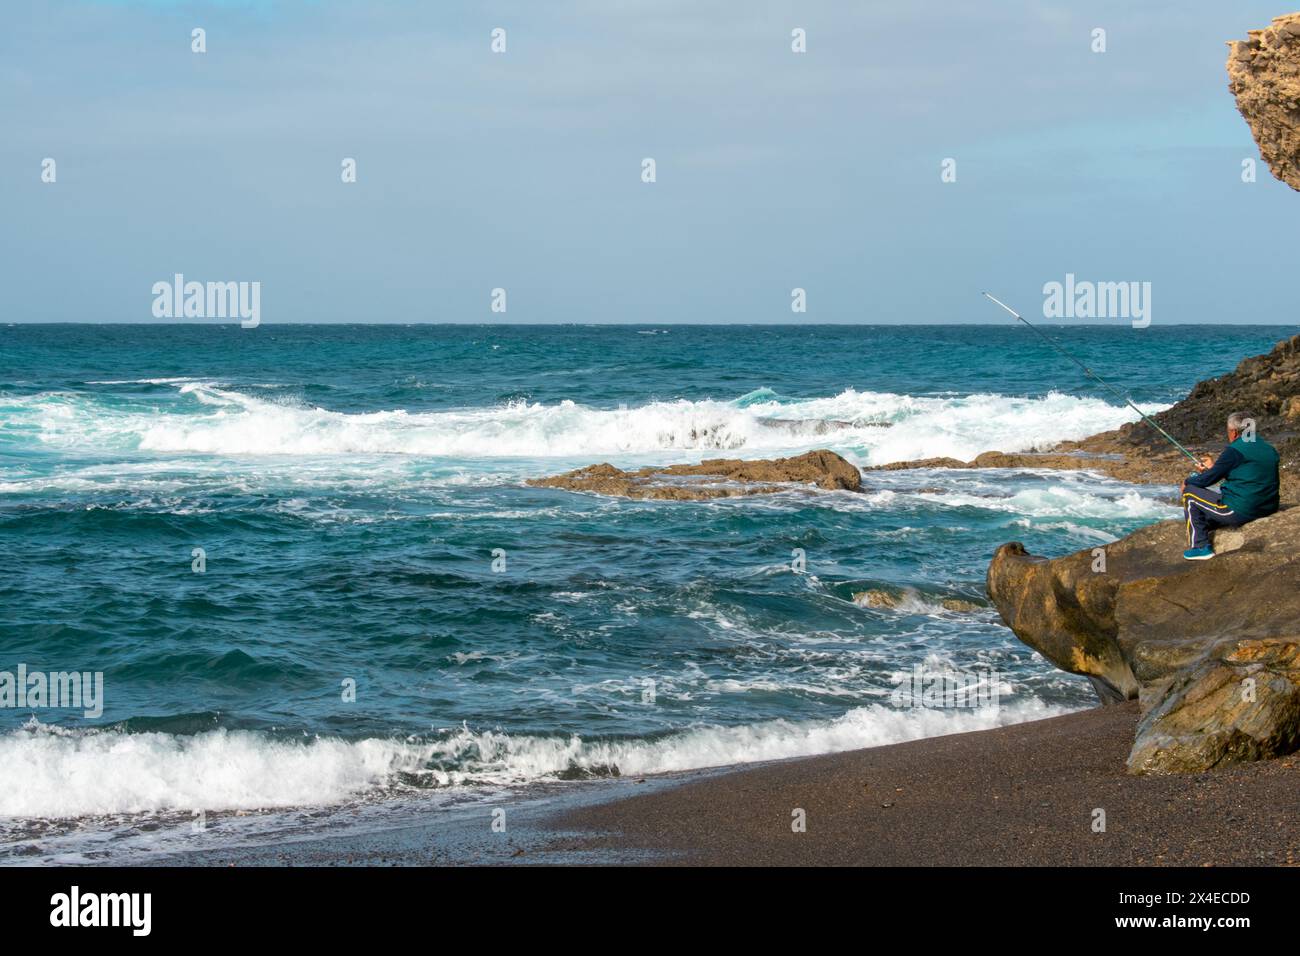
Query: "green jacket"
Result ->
[[1186, 435, 1280, 520]]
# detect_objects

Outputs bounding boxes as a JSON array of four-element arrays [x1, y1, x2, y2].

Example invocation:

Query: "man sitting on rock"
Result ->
[[1180, 411, 1280, 560]]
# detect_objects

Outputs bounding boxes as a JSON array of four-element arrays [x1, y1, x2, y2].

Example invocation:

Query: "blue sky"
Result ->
[[2, 0, 1296, 323]]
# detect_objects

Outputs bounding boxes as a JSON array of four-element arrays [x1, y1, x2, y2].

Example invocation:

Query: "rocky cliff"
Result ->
[[984, 327, 1300, 774], [988, 508, 1300, 773], [1227, 13, 1300, 191], [1098, 334, 1300, 501], [872, 333, 1300, 503]]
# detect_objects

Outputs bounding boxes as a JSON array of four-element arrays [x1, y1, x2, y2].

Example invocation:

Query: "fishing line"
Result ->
[[981, 292, 1200, 465]]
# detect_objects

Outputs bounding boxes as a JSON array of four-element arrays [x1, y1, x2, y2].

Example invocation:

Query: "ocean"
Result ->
[[0, 323, 1284, 862]]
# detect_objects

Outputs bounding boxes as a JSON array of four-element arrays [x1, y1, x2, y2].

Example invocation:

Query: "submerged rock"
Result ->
[[527, 449, 862, 500], [852, 588, 981, 613], [987, 507, 1300, 773], [853, 589, 900, 608], [1227, 13, 1300, 192]]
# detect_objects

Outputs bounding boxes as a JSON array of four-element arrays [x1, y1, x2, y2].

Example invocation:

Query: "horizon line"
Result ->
[[6, 321, 1298, 329]]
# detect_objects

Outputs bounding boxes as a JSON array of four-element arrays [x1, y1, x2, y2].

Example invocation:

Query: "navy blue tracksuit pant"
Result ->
[[1181, 485, 1246, 550]]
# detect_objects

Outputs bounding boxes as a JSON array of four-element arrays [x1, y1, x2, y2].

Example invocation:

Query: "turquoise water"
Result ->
[[0, 323, 1286, 855]]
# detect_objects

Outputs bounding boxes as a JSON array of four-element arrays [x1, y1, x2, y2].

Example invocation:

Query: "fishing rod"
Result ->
[[981, 292, 1200, 465]]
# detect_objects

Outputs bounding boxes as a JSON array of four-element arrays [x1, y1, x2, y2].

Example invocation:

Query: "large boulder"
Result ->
[[1128, 637, 1300, 774], [987, 507, 1300, 772], [1227, 14, 1300, 192]]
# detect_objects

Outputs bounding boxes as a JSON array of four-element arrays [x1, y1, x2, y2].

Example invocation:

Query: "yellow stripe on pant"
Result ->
[[1181, 491, 1232, 548]]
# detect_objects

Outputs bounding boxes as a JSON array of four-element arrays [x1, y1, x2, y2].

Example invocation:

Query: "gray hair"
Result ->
[[1227, 411, 1253, 432]]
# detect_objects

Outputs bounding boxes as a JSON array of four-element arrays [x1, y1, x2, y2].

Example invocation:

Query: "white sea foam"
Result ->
[[84, 377, 197, 385], [5, 382, 1161, 467], [914, 485, 1176, 521], [1, 699, 1070, 819]]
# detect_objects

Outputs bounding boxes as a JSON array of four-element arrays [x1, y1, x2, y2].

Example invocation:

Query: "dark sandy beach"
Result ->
[[540, 702, 1300, 866]]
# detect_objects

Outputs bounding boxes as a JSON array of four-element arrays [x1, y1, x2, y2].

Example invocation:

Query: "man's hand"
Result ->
[[1198, 454, 1215, 470], [1180, 479, 1187, 495]]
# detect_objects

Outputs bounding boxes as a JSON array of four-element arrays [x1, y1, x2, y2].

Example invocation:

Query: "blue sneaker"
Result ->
[[1183, 547, 1214, 560]]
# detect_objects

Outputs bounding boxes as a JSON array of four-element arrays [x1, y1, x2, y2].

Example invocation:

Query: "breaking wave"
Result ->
[[2, 700, 1068, 818], [2, 381, 1161, 466]]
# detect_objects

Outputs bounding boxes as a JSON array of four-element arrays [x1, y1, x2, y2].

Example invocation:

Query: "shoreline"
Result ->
[[153, 702, 1300, 867]]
